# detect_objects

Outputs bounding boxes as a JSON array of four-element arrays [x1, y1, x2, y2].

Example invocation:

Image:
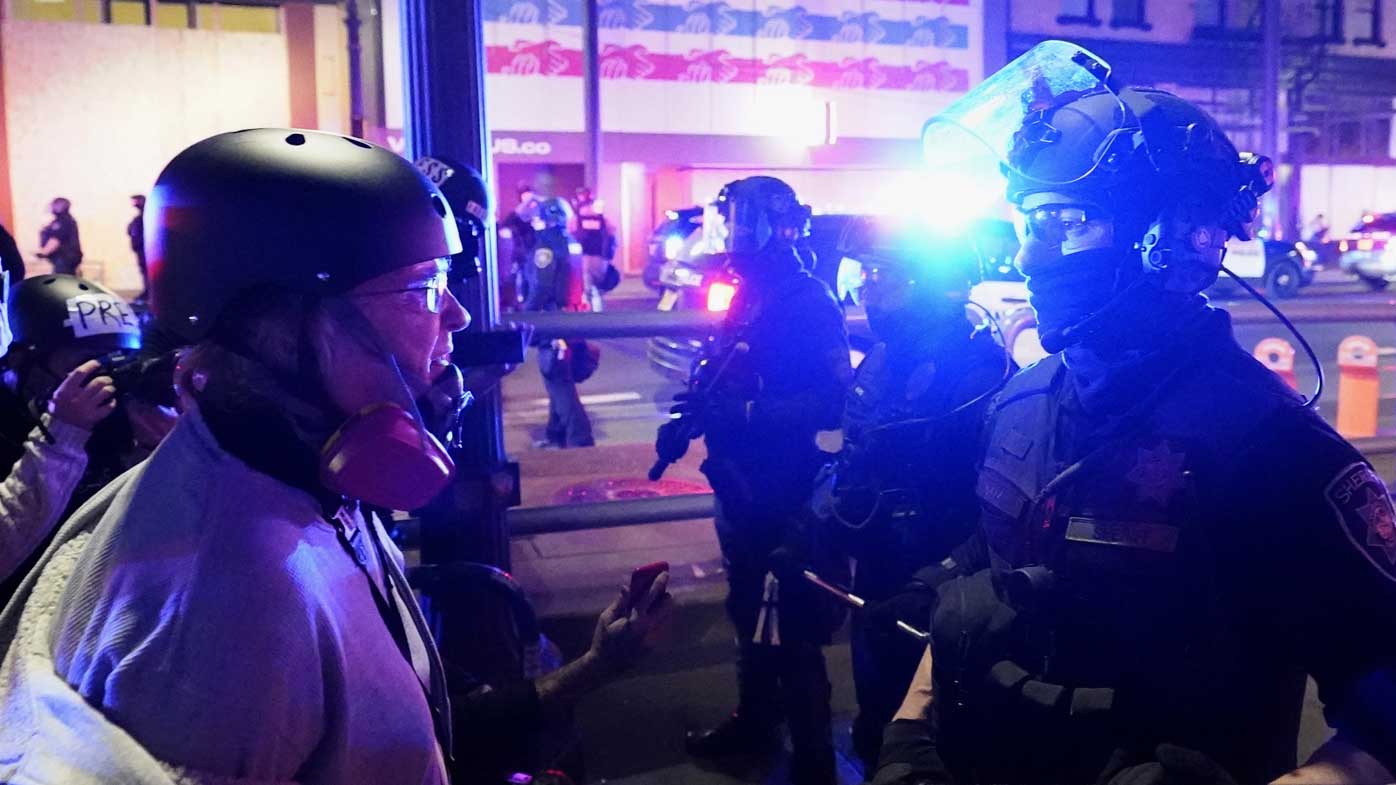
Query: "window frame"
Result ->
[[1352, 0, 1387, 47], [1057, 0, 1103, 27], [1109, 0, 1152, 30]]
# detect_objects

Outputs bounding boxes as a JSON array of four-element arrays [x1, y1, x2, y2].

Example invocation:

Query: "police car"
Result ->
[[1213, 234, 1316, 298], [1335, 211, 1396, 290], [642, 207, 703, 292]]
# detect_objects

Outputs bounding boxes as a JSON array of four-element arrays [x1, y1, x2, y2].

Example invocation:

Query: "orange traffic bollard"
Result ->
[[1253, 337, 1298, 391], [1337, 335, 1381, 438]]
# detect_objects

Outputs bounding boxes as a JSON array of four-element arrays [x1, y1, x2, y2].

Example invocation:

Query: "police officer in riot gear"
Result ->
[[816, 216, 1007, 767], [678, 176, 851, 785], [524, 196, 594, 448], [873, 41, 1396, 785]]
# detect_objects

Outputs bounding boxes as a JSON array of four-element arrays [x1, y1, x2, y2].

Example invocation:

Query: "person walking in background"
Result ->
[[523, 197, 594, 449], [498, 182, 538, 311], [128, 195, 148, 301], [574, 187, 620, 312], [35, 198, 81, 276]]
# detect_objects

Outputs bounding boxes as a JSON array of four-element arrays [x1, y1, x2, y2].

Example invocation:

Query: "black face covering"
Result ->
[[415, 364, 473, 450], [1022, 247, 1125, 354]]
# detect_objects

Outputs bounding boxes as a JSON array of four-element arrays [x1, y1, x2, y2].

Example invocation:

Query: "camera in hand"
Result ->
[[99, 351, 179, 408]]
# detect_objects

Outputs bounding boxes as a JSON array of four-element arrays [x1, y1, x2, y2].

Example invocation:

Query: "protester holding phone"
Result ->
[[453, 564, 673, 783]]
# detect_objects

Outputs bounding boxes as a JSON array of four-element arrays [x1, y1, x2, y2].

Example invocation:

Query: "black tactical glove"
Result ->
[[654, 418, 692, 465], [1097, 745, 1238, 785], [667, 389, 708, 427]]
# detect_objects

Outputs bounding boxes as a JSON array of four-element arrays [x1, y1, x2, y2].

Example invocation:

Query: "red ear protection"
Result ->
[[320, 403, 455, 510]]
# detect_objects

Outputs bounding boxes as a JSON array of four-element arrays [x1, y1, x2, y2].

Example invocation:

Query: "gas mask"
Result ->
[[319, 401, 456, 512], [312, 300, 465, 512]]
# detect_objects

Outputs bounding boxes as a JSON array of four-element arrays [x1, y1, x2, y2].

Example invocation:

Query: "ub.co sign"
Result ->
[[493, 137, 553, 156]]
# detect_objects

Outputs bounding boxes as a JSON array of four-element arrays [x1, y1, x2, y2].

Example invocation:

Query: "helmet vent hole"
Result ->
[[285, 133, 306, 146], [77, 283, 90, 291], [345, 137, 372, 149], [431, 194, 448, 218], [42, 278, 56, 285]]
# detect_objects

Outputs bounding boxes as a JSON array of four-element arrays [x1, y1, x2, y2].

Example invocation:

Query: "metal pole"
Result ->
[[346, 0, 366, 139], [582, 0, 602, 192], [1261, 0, 1282, 236], [401, 0, 512, 569]]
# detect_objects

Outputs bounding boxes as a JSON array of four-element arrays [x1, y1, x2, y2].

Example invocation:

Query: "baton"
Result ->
[[803, 569, 930, 643]]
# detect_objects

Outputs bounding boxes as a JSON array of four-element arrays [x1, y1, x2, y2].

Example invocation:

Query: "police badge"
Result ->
[[1325, 462, 1396, 582]]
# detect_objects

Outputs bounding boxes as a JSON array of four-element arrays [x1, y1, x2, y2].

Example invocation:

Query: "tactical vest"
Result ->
[[835, 330, 1002, 590], [938, 337, 1312, 783]]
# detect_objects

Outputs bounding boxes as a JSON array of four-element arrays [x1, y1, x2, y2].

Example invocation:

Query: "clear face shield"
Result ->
[[718, 195, 773, 257], [701, 196, 774, 271], [920, 40, 1132, 195]]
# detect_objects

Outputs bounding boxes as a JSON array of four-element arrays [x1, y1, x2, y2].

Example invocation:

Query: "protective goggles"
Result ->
[[1014, 204, 1109, 244]]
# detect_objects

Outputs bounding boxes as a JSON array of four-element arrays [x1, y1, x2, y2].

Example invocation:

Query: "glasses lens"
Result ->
[[1024, 205, 1095, 242], [424, 272, 448, 313]]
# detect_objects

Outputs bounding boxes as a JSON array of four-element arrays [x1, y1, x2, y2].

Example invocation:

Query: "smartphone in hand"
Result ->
[[629, 560, 670, 601]]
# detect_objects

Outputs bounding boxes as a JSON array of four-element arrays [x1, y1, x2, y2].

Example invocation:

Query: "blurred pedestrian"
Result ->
[[574, 187, 620, 311], [523, 197, 594, 449], [499, 182, 538, 311], [35, 198, 81, 276], [129, 195, 148, 300], [1306, 212, 1330, 245]]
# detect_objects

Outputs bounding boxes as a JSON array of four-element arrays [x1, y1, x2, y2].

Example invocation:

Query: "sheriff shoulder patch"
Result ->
[[1325, 462, 1396, 583]]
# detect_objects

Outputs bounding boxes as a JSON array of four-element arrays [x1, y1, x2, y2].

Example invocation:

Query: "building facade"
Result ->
[[0, 0, 358, 293]]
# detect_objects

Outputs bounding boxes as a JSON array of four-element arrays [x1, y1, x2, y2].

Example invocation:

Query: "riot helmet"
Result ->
[[922, 40, 1272, 279], [921, 41, 1273, 351], [709, 176, 811, 277], [147, 128, 461, 343], [837, 216, 980, 341], [535, 197, 574, 231], [416, 154, 489, 280]]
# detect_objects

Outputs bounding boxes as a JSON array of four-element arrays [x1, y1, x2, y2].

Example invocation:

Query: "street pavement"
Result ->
[[501, 272, 1372, 783]]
